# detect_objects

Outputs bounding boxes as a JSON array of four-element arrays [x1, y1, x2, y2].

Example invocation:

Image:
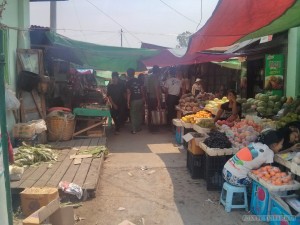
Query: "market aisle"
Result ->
[[75, 125, 265, 225]]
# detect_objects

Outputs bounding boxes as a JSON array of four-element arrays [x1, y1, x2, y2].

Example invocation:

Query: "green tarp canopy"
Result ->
[[212, 59, 241, 70], [45, 31, 160, 72]]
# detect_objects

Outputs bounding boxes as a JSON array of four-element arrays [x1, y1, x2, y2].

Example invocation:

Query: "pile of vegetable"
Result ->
[[178, 94, 201, 112], [276, 112, 300, 128], [196, 118, 215, 129], [252, 165, 293, 186], [181, 110, 212, 124], [78, 145, 109, 157], [14, 144, 58, 167], [204, 97, 228, 115], [203, 130, 232, 149], [242, 94, 286, 116]]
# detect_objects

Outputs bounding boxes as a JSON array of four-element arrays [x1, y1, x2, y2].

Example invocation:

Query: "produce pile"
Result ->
[[181, 110, 212, 124], [276, 112, 300, 128], [196, 118, 215, 129], [203, 130, 232, 149], [78, 145, 109, 157], [14, 144, 58, 167], [178, 94, 201, 112], [220, 119, 262, 149], [204, 97, 228, 115], [252, 165, 293, 186]]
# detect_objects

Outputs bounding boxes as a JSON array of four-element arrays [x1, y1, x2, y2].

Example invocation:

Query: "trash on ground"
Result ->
[[118, 220, 136, 225], [206, 198, 216, 204], [117, 207, 126, 211], [147, 170, 156, 175], [61, 202, 83, 208], [141, 166, 148, 171], [128, 172, 133, 176], [74, 215, 85, 222], [59, 181, 83, 199]]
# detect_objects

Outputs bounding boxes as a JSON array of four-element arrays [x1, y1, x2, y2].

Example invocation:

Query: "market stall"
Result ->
[[173, 92, 300, 222]]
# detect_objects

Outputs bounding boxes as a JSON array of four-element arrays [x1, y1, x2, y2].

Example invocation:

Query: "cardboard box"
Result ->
[[23, 198, 60, 225], [21, 187, 59, 217], [50, 206, 74, 225], [187, 132, 205, 155]]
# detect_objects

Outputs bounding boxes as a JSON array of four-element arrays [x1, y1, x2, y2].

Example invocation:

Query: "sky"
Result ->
[[30, 0, 219, 49]]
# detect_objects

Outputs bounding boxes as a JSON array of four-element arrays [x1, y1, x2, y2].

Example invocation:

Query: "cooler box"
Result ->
[[269, 195, 300, 225]]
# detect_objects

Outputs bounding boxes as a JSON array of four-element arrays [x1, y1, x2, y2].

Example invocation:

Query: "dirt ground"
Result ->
[[74, 125, 266, 225]]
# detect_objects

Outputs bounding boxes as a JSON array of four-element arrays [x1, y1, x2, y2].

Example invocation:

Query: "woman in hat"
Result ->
[[191, 78, 204, 96]]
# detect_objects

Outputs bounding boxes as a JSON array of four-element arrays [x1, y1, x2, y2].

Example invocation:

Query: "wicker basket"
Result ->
[[46, 115, 75, 141]]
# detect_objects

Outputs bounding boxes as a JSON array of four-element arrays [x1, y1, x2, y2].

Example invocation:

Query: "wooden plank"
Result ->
[[83, 156, 103, 190], [82, 137, 106, 190], [19, 163, 50, 188], [73, 158, 82, 165], [33, 139, 79, 187], [10, 166, 39, 188], [73, 121, 103, 137], [72, 138, 99, 187], [18, 140, 74, 188], [45, 139, 85, 187], [58, 139, 91, 186], [70, 154, 92, 159]]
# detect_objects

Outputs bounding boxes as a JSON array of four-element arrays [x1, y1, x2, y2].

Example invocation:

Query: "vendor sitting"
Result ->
[[223, 129, 284, 186], [213, 90, 242, 123]]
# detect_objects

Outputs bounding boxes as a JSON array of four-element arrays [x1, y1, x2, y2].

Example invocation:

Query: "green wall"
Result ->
[[286, 27, 300, 97], [0, 1, 30, 224]]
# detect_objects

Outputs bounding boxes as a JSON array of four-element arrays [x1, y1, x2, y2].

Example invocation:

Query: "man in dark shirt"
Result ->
[[107, 72, 126, 133], [127, 68, 144, 134]]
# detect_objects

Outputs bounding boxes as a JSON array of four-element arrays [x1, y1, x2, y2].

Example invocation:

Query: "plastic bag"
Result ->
[[59, 181, 83, 199], [5, 86, 20, 110]]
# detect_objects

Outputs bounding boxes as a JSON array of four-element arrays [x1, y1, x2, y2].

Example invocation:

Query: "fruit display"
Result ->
[[252, 165, 294, 186], [242, 93, 284, 117], [276, 112, 300, 128], [219, 119, 262, 149], [216, 120, 234, 127], [196, 118, 215, 129], [178, 93, 201, 112], [204, 97, 229, 115], [181, 110, 212, 124], [203, 130, 232, 149], [196, 92, 216, 101]]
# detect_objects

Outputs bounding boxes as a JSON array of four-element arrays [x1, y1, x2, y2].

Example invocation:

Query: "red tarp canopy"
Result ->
[[187, 0, 296, 54]]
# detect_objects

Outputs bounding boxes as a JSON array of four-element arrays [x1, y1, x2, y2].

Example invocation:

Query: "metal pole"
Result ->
[[50, 1, 57, 31], [0, 30, 13, 225], [121, 29, 123, 47]]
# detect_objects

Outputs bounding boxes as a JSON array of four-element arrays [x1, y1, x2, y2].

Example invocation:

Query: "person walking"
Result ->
[[107, 72, 126, 134], [145, 65, 161, 132], [126, 68, 144, 134], [191, 78, 204, 96], [164, 67, 182, 126]]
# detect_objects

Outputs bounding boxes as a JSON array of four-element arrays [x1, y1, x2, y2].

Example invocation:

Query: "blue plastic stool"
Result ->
[[220, 182, 248, 212]]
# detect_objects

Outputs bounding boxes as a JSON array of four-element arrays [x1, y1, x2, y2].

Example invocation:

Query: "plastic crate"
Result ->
[[186, 150, 205, 179], [205, 154, 230, 191]]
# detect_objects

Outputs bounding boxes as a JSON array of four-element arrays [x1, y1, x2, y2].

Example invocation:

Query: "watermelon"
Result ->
[[255, 93, 262, 100], [281, 96, 287, 103], [259, 94, 269, 102], [274, 102, 282, 108], [258, 102, 267, 107], [268, 101, 274, 108]]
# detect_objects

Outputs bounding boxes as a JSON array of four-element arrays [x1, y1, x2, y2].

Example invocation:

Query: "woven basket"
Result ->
[[46, 115, 75, 141]]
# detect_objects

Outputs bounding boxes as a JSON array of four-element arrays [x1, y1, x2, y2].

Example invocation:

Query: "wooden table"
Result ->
[[73, 107, 112, 138]]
